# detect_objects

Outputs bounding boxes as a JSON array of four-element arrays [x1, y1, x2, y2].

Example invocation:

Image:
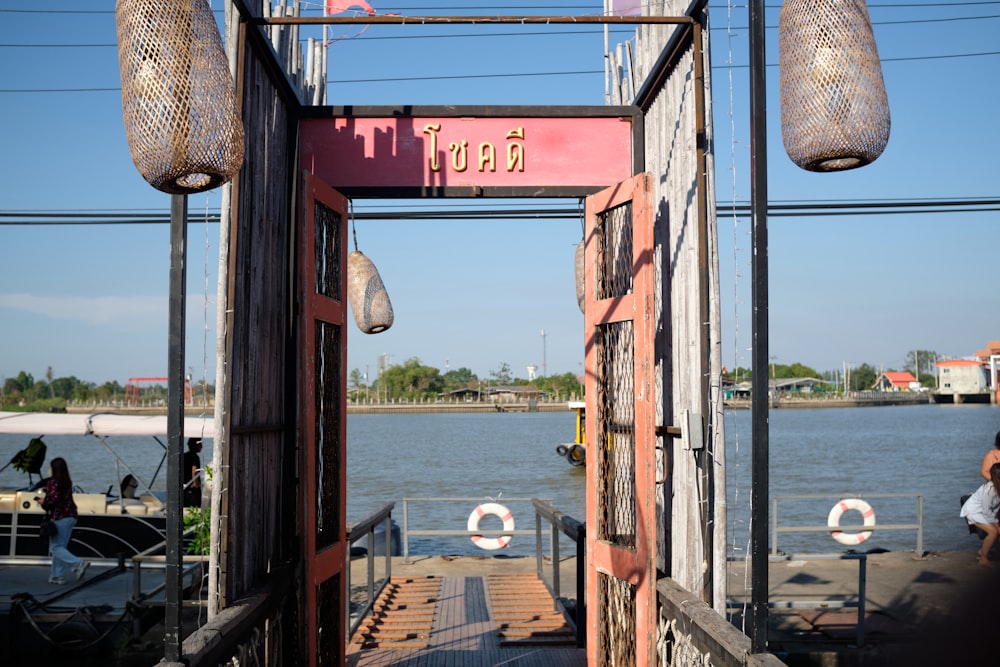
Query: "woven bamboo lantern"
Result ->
[[116, 0, 245, 194], [778, 0, 890, 172], [574, 240, 586, 313], [348, 251, 394, 334]]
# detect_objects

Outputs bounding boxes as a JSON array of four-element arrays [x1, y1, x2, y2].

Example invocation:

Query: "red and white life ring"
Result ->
[[827, 498, 876, 546], [467, 502, 515, 550]]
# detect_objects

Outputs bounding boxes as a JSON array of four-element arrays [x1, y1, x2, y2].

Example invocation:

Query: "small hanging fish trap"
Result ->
[[116, 0, 245, 194], [574, 240, 586, 314], [348, 251, 394, 334], [778, 0, 890, 172]]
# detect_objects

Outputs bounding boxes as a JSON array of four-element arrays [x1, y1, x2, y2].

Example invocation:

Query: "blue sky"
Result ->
[[1, 1, 997, 389]]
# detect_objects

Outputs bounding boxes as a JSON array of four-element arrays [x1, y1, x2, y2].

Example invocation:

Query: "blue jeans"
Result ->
[[49, 517, 81, 579]]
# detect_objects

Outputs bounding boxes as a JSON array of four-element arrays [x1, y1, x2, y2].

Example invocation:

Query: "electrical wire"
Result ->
[[2, 197, 998, 225]]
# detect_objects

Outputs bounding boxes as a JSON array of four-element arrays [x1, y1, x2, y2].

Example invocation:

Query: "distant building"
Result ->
[[771, 377, 827, 394], [975, 340, 1000, 392], [873, 371, 920, 392], [936, 359, 988, 395]]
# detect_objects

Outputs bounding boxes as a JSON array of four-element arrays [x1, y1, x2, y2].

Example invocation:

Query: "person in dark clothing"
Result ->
[[39, 457, 89, 584], [183, 437, 203, 508]]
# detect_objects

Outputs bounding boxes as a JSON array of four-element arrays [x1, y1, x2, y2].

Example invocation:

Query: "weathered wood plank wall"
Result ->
[[220, 28, 294, 604], [611, 1, 726, 613]]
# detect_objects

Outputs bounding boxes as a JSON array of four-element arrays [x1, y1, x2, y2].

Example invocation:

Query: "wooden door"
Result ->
[[299, 173, 349, 667], [584, 173, 657, 666]]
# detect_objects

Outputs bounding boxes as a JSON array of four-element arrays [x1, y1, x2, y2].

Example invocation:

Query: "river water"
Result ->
[[3, 403, 997, 557]]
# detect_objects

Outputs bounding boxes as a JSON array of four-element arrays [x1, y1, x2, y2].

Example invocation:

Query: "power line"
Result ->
[[2, 197, 997, 225]]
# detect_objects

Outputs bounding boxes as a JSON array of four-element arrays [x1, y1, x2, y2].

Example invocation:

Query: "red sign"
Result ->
[[299, 112, 637, 195]]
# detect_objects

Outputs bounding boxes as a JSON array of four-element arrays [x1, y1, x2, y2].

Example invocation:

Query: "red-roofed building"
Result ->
[[975, 340, 1000, 361], [873, 371, 920, 392]]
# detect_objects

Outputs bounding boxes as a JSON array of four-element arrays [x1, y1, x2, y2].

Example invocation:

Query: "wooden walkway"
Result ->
[[347, 574, 586, 666]]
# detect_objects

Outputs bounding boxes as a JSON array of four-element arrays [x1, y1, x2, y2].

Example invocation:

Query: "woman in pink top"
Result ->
[[980, 432, 1000, 482]]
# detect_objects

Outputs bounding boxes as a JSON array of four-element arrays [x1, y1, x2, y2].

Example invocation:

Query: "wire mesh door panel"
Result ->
[[585, 174, 656, 667], [300, 173, 349, 667]]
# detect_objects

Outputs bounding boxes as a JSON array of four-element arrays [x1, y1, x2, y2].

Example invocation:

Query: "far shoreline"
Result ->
[[50, 393, 949, 417]]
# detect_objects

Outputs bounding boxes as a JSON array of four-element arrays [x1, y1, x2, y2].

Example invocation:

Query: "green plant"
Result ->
[[183, 465, 212, 555]]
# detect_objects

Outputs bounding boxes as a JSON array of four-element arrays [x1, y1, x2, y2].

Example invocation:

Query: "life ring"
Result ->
[[467, 502, 515, 550], [827, 498, 876, 546]]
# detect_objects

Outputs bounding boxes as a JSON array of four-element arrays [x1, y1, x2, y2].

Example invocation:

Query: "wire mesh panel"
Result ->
[[597, 203, 634, 300], [596, 320, 637, 548], [315, 320, 342, 549], [315, 204, 342, 300], [317, 572, 343, 667], [599, 572, 637, 665]]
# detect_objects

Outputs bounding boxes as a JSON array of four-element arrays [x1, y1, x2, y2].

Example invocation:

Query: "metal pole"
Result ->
[[164, 193, 188, 662], [748, 0, 770, 654]]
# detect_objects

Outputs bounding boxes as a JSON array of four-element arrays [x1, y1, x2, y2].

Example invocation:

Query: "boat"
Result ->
[[554, 401, 586, 467], [0, 411, 213, 559]]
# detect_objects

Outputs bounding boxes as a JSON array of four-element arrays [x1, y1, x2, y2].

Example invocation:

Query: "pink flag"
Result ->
[[326, 0, 375, 15], [609, 0, 642, 16]]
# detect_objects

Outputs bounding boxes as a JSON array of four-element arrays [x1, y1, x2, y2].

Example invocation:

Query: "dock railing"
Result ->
[[531, 498, 586, 648], [400, 496, 550, 562], [529, 500, 786, 664], [771, 493, 923, 556], [345, 502, 395, 637]]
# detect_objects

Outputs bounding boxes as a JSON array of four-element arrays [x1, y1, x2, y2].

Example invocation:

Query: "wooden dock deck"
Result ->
[[347, 573, 586, 666]]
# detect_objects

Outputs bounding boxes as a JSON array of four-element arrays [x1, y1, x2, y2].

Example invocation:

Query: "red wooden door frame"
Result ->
[[584, 173, 657, 666], [300, 173, 350, 666]]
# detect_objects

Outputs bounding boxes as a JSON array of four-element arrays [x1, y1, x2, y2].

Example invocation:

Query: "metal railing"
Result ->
[[345, 502, 395, 637], [130, 528, 210, 639], [531, 498, 586, 648], [771, 493, 923, 556], [400, 496, 549, 562]]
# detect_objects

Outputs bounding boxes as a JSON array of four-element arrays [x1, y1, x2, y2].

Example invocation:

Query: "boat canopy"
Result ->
[[0, 411, 214, 439]]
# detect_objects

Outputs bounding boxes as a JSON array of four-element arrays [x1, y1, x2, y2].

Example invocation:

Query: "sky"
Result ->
[[0, 1, 997, 390]]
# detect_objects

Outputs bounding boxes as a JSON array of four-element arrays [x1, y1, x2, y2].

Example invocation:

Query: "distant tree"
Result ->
[[375, 357, 444, 400], [349, 368, 364, 390], [95, 381, 124, 404], [442, 367, 477, 391], [535, 372, 583, 401], [905, 350, 938, 379], [50, 376, 88, 401], [849, 363, 879, 391], [489, 362, 513, 386], [9, 372, 34, 396], [722, 366, 752, 382], [45, 366, 55, 398], [787, 362, 822, 378]]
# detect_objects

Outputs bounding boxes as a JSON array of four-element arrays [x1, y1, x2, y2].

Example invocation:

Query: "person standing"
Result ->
[[39, 457, 90, 584], [961, 462, 1000, 567], [183, 437, 203, 508], [980, 431, 1000, 481]]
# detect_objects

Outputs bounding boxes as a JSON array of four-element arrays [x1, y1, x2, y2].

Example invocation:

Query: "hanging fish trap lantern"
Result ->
[[778, 0, 890, 172], [116, 0, 245, 194], [347, 215, 393, 334], [574, 240, 586, 314], [348, 251, 394, 334]]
